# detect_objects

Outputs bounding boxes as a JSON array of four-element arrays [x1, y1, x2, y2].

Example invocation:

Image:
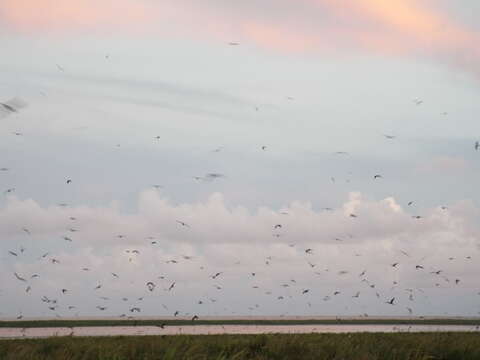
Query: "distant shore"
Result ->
[[2, 316, 480, 328]]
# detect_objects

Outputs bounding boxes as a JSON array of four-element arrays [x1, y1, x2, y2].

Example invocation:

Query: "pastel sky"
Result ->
[[0, 1, 479, 319]]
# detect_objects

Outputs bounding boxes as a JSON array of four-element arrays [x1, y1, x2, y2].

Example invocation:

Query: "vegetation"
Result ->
[[1, 318, 480, 328], [1, 333, 480, 360]]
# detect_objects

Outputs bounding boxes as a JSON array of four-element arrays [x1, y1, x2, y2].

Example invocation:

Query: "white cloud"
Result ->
[[1, 191, 479, 318]]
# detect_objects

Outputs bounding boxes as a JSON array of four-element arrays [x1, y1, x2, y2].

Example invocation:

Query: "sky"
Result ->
[[0, 0, 479, 319]]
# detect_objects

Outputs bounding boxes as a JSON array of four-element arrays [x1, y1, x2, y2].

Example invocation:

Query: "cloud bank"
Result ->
[[1, 190, 479, 318]]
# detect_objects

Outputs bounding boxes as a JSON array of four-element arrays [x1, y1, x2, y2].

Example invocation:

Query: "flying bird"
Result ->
[[146, 282, 156, 292], [373, 175, 382, 179], [176, 220, 190, 228], [14, 272, 26, 282], [386, 297, 395, 305], [211, 272, 222, 279], [413, 98, 423, 105], [0, 97, 27, 117]]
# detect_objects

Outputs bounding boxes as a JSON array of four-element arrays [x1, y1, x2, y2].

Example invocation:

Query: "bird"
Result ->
[[14, 272, 26, 282], [191, 315, 199, 321], [212, 146, 224, 153], [4, 188, 15, 194], [415, 265, 424, 269], [0, 97, 27, 117], [168, 282, 176, 291], [274, 224, 282, 229], [391, 262, 399, 267], [211, 272, 222, 279], [407, 201, 414, 206], [383, 134, 396, 139], [413, 98, 423, 105], [305, 249, 313, 254], [205, 173, 225, 181], [373, 175, 382, 179], [146, 282, 156, 291], [8, 251, 18, 257], [475, 141, 479, 151], [176, 220, 190, 228], [66, 179, 72, 184], [386, 297, 395, 305], [261, 146, 267, 151], [302, 289, 310, 294]]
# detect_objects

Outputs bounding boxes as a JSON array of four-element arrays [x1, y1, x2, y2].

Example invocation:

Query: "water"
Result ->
[[1, 325, 478, 339]]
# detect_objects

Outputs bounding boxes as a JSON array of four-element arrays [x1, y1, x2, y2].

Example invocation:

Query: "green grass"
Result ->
[[1, 318, 480, 328], [1, 333, 480, 360]]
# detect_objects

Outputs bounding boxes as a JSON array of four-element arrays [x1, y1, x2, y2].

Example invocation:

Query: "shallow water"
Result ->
[[1, 324, 479, 339]]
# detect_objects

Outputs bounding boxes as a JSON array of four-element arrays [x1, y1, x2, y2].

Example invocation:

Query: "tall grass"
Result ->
[[1, 333, 479, 360]]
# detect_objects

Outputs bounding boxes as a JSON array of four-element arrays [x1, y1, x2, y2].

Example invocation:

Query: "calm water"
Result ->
[[1, 325, 478, 339]]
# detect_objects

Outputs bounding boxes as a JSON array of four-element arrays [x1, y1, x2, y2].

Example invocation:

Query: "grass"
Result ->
[[1, 318, 480, 328], [1, 333, 480, 360]]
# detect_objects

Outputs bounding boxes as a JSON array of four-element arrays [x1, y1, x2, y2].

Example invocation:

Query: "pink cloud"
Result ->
[[1, 0, 479, 76], [0, 0, 157, 33]]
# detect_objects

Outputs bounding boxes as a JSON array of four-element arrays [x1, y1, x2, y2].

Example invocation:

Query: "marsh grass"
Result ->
[[1, 333, 480, 360]]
